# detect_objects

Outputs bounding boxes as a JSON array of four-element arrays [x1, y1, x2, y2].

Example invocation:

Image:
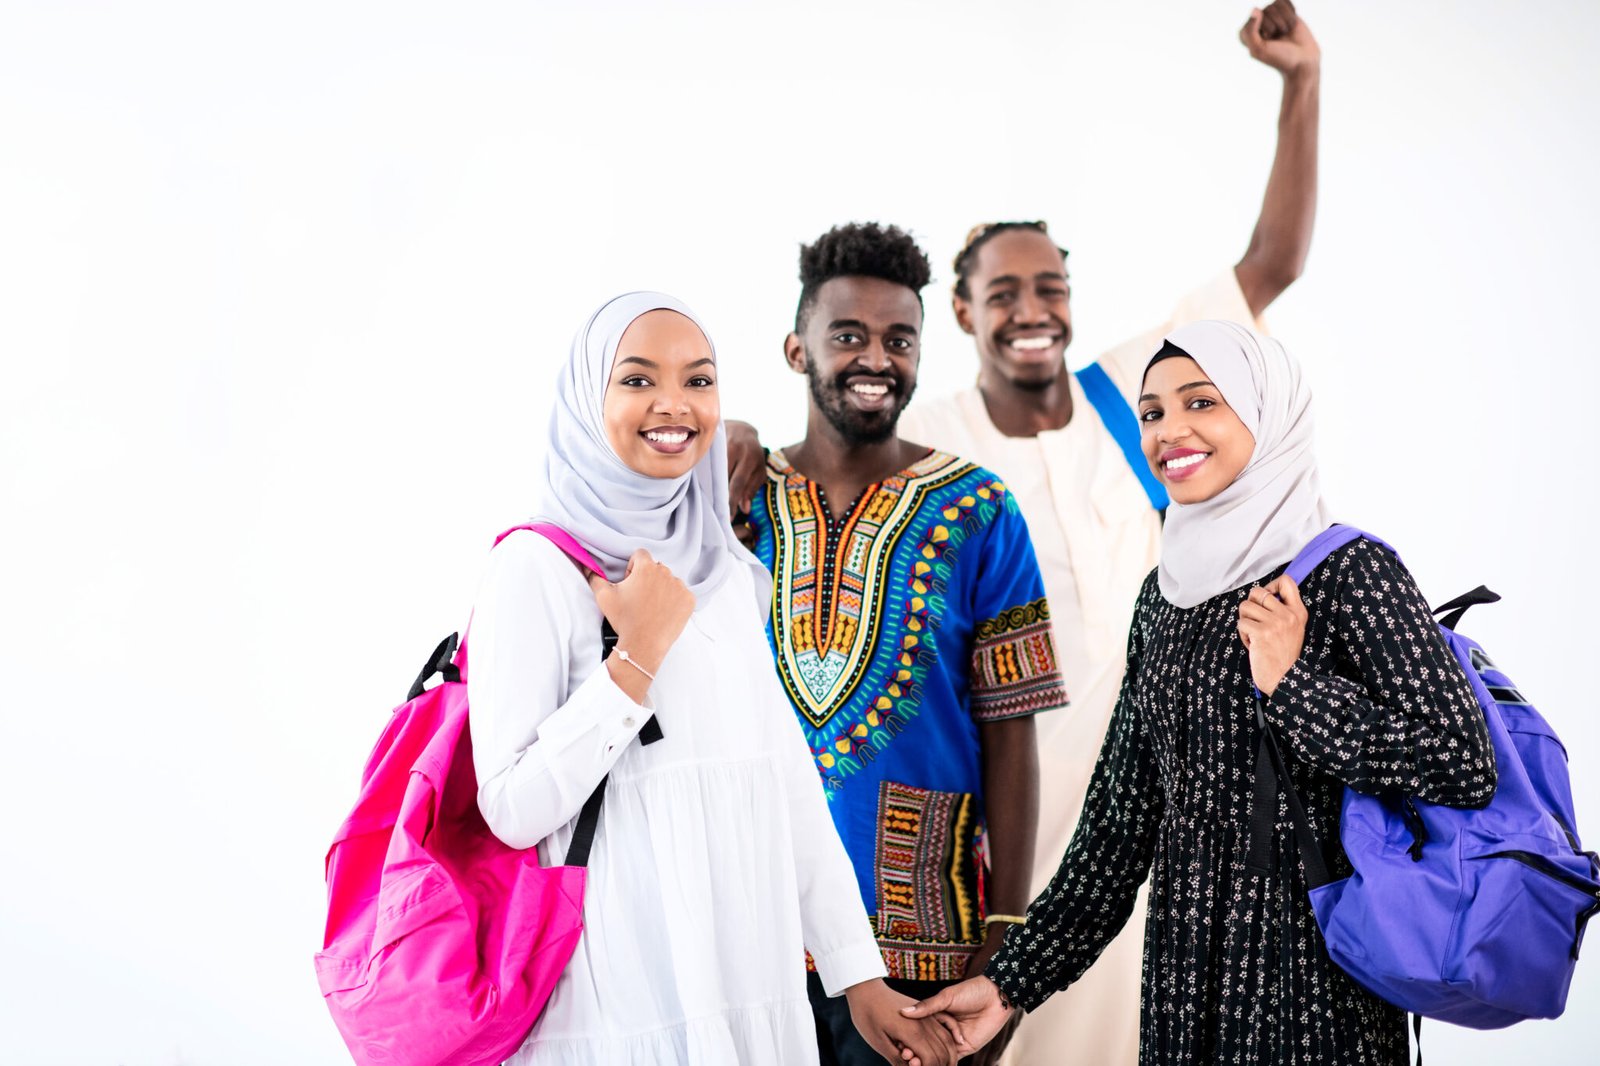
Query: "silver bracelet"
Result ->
[[615, 649, 656, 682]]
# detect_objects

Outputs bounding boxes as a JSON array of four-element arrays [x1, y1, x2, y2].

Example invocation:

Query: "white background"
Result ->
[[2, 1, 1596, 1062]]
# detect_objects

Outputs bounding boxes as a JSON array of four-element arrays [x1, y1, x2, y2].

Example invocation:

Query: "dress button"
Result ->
[[623, 716, 636, 728]]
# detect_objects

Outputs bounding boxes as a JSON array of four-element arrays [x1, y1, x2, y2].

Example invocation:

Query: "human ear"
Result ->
[[783, 332, 807, 375], [952, 294, 976, 336]]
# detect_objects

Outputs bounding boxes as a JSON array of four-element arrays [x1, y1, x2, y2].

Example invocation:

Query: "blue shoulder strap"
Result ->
[[1074, 361, 1168, 511], [1282, 524, 1402, 584]]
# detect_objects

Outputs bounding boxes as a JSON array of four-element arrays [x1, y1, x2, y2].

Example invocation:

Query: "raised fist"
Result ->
[[1241, 1, 1320, 76]]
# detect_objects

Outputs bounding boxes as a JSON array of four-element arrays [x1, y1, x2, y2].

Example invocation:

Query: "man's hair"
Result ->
[[795, 222, 932, 332], [950, 220, 1069, 300]]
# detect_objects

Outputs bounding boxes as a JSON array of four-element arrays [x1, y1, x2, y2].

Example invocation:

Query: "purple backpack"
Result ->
[[1254, 525, 1600, 1029]]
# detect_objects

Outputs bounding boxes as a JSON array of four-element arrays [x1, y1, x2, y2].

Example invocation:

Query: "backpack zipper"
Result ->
[[1474, 849, 1600, 959]]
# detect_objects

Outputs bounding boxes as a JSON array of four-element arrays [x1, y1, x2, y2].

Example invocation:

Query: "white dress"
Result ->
[[468, 529, 886, 1066]]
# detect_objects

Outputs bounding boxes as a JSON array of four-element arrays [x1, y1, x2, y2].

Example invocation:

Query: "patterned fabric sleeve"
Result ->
[[985, 584, 1164, 1011], [967, 496, 1069, 722], [1264, 539, 1497, 807]]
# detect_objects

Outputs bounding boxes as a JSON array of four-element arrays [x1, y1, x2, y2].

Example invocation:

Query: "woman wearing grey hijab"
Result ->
[[905, 321, 1495, 1064], [468, 292, 956, 1066]]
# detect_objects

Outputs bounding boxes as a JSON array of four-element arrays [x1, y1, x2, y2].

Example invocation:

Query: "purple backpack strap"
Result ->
[[1282, 524, 1402, 584]]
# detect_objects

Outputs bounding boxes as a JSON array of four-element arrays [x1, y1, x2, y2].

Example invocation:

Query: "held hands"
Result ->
[[956, 934, 1023, 1066], [1240, 0, 1320, 77], [585, 549, 695, 678], [844, 979, 960, 1066], [898, 976, 1012, 1059], [1236, 574, 1308, 696]]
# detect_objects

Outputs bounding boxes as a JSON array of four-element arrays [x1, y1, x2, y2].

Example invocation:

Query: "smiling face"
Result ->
[[953, 228, 1072, 390], [603, 309, 719, 479], [1138, 355, 1256, 505], [785, 275, 921, 445]]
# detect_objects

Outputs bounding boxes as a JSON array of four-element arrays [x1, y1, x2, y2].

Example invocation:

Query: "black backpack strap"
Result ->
[[1245, 734, 1280, 876], [1432, 585, 1500, 632], [406, 633, 461, 702], [1246, 694, 1338, 1063], [1247, 695, 1333, 889], [565, 621, 663, 867], [565, 779, 608, 868]]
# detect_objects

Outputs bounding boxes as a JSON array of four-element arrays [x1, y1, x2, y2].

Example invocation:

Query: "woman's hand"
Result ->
[[956, 931, 1022, 1065], [844, 979, 959, 1066], [897, 975, 1013, 1057], [586, 549, 694, 698], [1236, 573, 1307, 695]]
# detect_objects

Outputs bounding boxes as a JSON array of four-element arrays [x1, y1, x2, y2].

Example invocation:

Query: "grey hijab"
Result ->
[[535, 290, 771, 615], [1153, 320, 1332, 608]]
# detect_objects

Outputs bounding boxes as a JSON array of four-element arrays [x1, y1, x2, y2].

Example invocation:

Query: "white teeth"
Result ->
[[1165, 453, 1208, 470], [1009, 337, 1055, 351], [646, 430, 690, 444], [850, 383, 889, 397]]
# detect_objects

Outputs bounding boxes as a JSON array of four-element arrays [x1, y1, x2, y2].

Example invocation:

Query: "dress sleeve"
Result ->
[[965, 490, 1069, 722], [985, 582, 1164, 1012], [769, 676, 888, 995], [468, 532, 652, 851], [1262, 540, 1497, 807]]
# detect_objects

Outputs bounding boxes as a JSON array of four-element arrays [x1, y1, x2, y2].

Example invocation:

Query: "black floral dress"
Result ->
[[987, 539, 1497, 1065]]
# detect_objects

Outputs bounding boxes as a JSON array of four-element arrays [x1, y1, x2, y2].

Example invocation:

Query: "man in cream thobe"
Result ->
[[895, 5, 1322, 1060]]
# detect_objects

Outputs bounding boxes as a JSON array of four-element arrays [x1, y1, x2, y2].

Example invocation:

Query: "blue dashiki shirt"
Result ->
[[749, 448, 1068, 980]]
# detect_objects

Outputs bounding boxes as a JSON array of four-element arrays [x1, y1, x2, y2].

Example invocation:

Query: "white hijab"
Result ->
[[535, 290, 771, 615], [1153, 320, 1332, 608]]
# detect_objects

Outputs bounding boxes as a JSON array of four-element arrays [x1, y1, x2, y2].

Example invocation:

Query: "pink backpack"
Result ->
[[316, 523, 615, 1066]]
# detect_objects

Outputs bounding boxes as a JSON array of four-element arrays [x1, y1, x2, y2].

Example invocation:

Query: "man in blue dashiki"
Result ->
[[743, 222, 1068, 1066]]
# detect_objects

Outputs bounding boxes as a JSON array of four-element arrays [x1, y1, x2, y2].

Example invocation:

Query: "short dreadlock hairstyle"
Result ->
[[950, 221, 1069, 300], [795, 222, 932, 333]]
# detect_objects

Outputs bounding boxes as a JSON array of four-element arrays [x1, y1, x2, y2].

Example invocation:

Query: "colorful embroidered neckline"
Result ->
[[764, 449, 971, 728]]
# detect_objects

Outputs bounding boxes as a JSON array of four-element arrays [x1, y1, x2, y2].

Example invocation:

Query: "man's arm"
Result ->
[[976, 716, 1039, 949], [724, 419, 767, 517], [964, 715, 1038, 1065], [959, 506, 1059, 1015], [1233, 0, 1322, 318]]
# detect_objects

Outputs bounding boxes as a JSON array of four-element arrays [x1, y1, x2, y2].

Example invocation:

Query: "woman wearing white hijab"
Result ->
[[469, 293, 956, 1066], [904, 321, 1495, 1064]]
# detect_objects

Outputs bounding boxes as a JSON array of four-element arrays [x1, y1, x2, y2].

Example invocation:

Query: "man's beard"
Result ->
[[1010, 374, 1057, 393], [806, 361, 914, 446]]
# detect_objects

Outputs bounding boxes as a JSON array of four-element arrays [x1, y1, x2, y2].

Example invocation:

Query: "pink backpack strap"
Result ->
[[494, 522, 607, 578], [457, 524, 608, 679], [490, 523, 658, 743], [477, 523, 662, 747]]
